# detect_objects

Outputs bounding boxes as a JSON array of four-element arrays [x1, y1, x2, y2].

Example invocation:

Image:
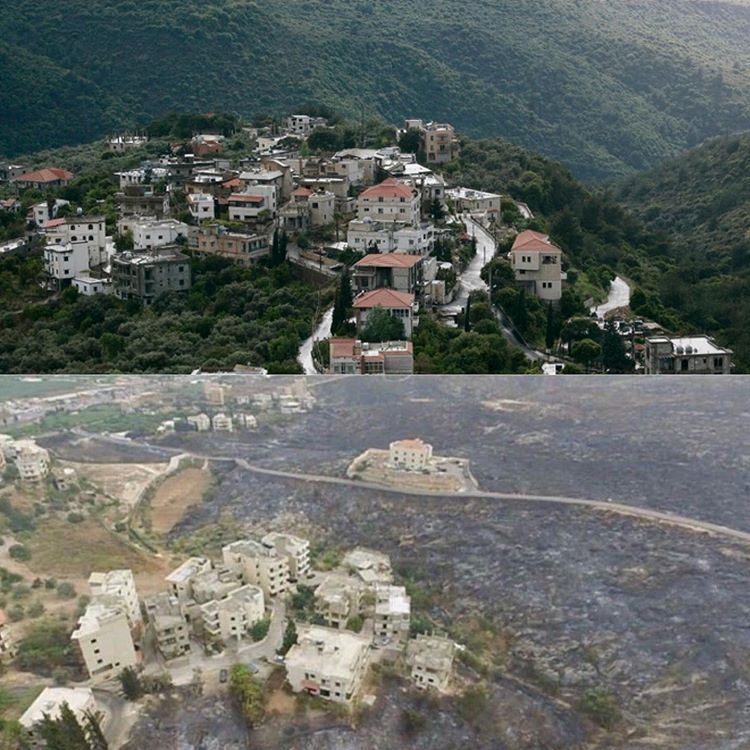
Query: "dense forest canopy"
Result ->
[[614, 131, 750, 371], [2, 0, 750, 180]]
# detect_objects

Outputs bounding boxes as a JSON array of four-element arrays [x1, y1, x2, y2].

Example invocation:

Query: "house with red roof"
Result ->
[[352, 288, 418, 338], [328, 338, 414, 375], [227, 185, 277, 222], [353, 253, 426, 297], [357, 178, 421, 226], [13, 167, 74, 190], [508, 230, 566, 302]]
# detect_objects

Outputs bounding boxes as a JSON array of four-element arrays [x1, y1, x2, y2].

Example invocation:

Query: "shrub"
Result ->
[[8, 545, 30, 562], [56, 582, 76, 599]]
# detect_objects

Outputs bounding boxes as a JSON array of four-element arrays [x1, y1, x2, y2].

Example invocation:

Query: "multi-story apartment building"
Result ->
[[261, 532, 310, 582], [421, 122, 460, 164], [212, 413, 233, 432], [314, 573, 364, 629], [328, 339, 414, 375], [194, 225, 269, 265], [165, 557, 213, 603], [374, 585, 411, 642], [71, 601, 137, 682], [357, 178, 421, 225], [200, 584, 265, 644], [13, 440, 50, 482], [132, 218, 189, 250], [187, 413, 211, 431], [222, 540, 290, 598], [388, 439, 433, 471], [352, 288, 418, 339], [116, 185, 170, 219], [285, 625, 371, 703], [508, 230, 565, 302], [111, 247, 192, 305], [353, 253, 425, 296], [644, 336, 733, 374], [44, 215, 107, 269], [446, 187, 501, 216], [190, 566, 243, 605], [406, 633, 456, 692], [227, 185, 277, 222], [88, 569, 142, 628], [186, 192, 215, 223], [43, 242, 90, 289], [347, 219, 435, 256], [144, 592, 191, 660]]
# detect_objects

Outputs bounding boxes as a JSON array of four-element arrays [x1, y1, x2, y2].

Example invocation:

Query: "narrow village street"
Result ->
[[592, 276, 631, 318], [298, 307, 333, 375]]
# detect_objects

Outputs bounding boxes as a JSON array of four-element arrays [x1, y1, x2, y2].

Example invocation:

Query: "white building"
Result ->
[[44, 242, 91, 287], [30, 199, 70, 227], [45, 215, 107, 269], [285, 624, 371, 703], [388, 439, 433, 471], [72, 275, 112, 296], [0, 609, 15, 660], [644, 335, 733, 375], [212, 413, 233, 432], [446, 186, 501, 216], [88, 569, 142, 628], [19, 688, 99, 748], [187, 192, 215, 223], [14, 440, 50, 482], [357, 178, 421, 226], [227, 185, 277, 222], [71, 601, 137, 682], [222, 540, 289, 597], [200, 584, 265, 644], [261, 532, 310, 582], [347, 219, 435, 256], [108, 135, 148, 152], [406, 633, 456, 692], [133, 218, 189, 250], [374, 585, 411, 643]]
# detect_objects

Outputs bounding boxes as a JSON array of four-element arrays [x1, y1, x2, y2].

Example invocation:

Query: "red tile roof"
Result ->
[[222, 178, 242, 189], [511, 230, 561, 253], [229, 194, 265, 204], [15, 167, 74, 184], [354, 253, 423, 269], [359, 177, 415, 201], [353, 288, 414, 309], [291, 187, 313, 197], [329, 338, 357, 358], [43, 218, 66, 229]]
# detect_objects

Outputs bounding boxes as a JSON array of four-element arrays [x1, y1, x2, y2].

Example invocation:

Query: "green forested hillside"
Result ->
[[615, 131, 750, 369], [3, 0, 750, 180]]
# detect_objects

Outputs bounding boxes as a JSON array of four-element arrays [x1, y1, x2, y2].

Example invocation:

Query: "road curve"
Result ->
[[64, 433, 750, 547]]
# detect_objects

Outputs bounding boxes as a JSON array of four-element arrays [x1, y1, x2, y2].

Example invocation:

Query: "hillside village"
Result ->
[[0, 114, 735, 376], [0, 395, 464, 747]]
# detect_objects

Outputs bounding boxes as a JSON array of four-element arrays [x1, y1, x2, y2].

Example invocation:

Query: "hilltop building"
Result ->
[[261, 532, 311, 582], [88, 569, 142, 628], [111, 247, 192, 305], [285, 624, 371, 703], [328, 338, 414, 375], [644, 335, 733, 375], [388, 439, 433, 471], [508, 230, 565, 302], [222, 540, 290, 597], [406, 633, 456, 692], [144, 592, 191, 660], [200, 584, 265, 644], [19, 688, 98, 748]]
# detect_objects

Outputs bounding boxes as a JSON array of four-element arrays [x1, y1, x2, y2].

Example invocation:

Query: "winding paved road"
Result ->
[[298, 307, 333, 375], [593, 275, 631, 318], [73, 432, 750, 548]]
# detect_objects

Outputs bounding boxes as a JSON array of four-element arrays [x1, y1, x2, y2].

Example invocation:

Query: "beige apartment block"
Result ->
[[200, 584, 265, 644], [212, 413, 234, 432], [388, 438, 433, 471], [166, 557, 213, 603], [14, 440, 50, 482], [406, 633, 456, 692], [285, 624, 371, 703], [144, 592, 191, 660], [88, 569, 142, 628], [71, 601, 137, 682], [190, 566, 243, 604], [222, 540, 290, 597], [261, 532, 311, 582], [314, 573, 365, 629], [374, 585, 411, 642], [187, 413, 211, 431]]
